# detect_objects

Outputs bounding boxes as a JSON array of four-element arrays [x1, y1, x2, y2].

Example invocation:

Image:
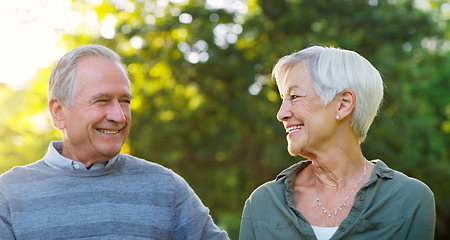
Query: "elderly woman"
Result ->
[[239, 46, 435, 240]]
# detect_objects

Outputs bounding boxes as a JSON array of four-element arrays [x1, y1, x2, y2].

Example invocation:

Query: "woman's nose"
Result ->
[[277, 100, 292, 122]]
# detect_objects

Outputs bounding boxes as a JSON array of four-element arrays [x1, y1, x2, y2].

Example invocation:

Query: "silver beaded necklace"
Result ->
[[313, 160, 367, 217]]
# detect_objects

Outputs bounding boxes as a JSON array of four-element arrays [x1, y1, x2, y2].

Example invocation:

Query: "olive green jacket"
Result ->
[[239, 160, 435, 240]]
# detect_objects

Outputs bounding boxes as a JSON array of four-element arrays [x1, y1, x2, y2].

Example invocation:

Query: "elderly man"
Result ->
[[0, 45, 229, 240]]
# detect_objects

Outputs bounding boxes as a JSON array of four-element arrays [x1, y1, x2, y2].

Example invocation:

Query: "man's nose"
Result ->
[[106, 100, 126, 123]]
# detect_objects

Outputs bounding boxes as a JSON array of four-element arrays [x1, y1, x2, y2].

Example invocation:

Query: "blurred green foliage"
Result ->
[[1, 0, 449, 239]]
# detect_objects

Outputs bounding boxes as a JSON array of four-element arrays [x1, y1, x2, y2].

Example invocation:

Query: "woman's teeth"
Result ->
[[286, 125, 303, 133]]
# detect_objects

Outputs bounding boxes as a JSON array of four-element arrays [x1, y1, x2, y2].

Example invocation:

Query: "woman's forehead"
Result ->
[[278, 63, 313, 91]]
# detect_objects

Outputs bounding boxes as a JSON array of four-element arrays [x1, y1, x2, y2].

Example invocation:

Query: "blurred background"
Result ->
[[1, 0, 449, 239]]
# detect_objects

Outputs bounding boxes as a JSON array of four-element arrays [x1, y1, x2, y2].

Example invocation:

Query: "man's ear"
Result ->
[[336, 89, 356, 120], [49, 99, 66, 130]]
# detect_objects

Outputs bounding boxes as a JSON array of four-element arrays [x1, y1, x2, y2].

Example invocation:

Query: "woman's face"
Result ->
[[277, 63, 339, 158]]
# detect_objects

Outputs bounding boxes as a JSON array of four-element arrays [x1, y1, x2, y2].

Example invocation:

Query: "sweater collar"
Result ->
[[43, 141, 118, 171]]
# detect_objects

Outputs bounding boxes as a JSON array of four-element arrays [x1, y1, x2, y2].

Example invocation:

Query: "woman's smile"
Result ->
[[286, 124, 304, 138]]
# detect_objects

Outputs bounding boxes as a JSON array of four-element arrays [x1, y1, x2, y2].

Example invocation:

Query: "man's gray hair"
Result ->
[[48, 44, 128, 107], [272, 46, 384, 142]]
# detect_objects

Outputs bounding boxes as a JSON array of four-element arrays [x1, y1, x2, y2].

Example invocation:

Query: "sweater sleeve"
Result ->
[[0, 192, 15, 239], [172, 174, 229, 240]]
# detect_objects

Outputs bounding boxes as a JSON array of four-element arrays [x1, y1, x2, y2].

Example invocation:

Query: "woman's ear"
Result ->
[[336, 89, 356, 120], [49, 99, 66, 130]]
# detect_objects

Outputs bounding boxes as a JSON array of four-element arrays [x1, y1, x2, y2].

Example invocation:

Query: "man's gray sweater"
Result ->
[[0, 147, 228, 239]]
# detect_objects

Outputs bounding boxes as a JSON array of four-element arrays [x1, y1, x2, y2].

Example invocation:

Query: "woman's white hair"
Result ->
[[272, 46, 384, 142], [48, 44, 128, 108]]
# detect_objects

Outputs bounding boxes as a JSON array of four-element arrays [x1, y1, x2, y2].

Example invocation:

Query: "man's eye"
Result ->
[[95, 99, 109, 104]]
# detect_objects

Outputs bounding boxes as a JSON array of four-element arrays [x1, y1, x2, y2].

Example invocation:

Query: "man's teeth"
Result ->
[[286, 125, 303, 133], [98, 129, 119, 134]]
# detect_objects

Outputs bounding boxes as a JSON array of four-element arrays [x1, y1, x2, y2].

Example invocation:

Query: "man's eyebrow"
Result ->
[[89, 93, 133, 102], [123, 93, 133, 99], [90, 93, 110, 102]]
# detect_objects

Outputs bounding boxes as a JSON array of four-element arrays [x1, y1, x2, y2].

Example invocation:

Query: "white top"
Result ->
[[311, 226, 338, 240]]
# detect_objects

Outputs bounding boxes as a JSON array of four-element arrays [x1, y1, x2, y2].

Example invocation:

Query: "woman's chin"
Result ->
[[287, 145, 302, 157]]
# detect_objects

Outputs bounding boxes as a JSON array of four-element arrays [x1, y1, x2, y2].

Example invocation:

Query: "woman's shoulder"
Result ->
[[247, 161, 311, 204], [247, 179, 282, 202], [394, 169, 433, 197], [373, 160, 434, 199]]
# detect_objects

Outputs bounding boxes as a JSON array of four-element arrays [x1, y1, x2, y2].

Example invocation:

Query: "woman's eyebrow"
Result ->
[[287, 85, 303, 94]]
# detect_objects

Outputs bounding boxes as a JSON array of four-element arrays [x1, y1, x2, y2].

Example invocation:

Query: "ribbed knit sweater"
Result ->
[[0, 152, 228, 239]]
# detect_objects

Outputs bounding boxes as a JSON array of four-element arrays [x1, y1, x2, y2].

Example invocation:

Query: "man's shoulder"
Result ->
[[0, 161, 46, 182], [118, 154, 180, 178], [117, 154, 190, 191]]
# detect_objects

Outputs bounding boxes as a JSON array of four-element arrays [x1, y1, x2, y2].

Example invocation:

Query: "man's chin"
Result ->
[[97, 144, 124, 158]]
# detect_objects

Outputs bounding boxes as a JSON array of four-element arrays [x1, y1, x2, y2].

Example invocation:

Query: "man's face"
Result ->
[[58, 56, 132, 163]]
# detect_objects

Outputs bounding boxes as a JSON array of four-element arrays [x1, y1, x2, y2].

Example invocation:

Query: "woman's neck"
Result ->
[[309, 150, 366, 191]]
